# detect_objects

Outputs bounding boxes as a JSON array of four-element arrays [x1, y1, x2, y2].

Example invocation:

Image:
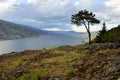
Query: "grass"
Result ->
[[0, 43, 120, 80], [0, 46, 87, 79]]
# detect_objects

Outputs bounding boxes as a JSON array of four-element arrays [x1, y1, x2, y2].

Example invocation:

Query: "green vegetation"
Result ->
[[0, 46, 87, 80], [66, 68, 76, 77], [71, 10, 100, 44], [94, 22, 107, 43], [0, 43, 120, 80], [94, 25, 120, 43], [0, 10, 120, 79], [19, 69, 49, 80]]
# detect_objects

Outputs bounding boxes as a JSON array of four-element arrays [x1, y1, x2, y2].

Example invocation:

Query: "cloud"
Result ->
[[71, 25, 84, 32], [0, 0, 119, 32], [105, 0, 120, 11], [103, 0, 120, 23], [74, 0, 93, 10], [0, 0, 7, 2]]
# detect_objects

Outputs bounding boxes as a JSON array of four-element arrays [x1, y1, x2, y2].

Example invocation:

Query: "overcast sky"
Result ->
[[0, 0, 119, 32]]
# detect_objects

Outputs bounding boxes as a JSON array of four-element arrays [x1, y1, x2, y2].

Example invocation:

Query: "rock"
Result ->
[[118, 78, 120, 80], [78, 43, 120, 51], [77, 46, 120, 80], [1, 65, 28, 80]]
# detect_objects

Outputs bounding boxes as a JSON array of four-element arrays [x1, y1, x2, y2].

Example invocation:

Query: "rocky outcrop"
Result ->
[[77, 42, 120, 51], [76, 49, 120, 80], [1, 66, 27, 80]]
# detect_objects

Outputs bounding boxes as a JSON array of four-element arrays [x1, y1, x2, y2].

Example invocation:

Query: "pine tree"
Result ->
[[71, 10, 100, 44], [94, 22, 107, 43]]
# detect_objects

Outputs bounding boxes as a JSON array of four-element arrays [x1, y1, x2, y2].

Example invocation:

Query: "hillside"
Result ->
[[0, 20, 45, 40], [45, 31, 85, 37], [103, 25, 120, 42], [94, 25, 120, 43], [0, 43, 120, 80]]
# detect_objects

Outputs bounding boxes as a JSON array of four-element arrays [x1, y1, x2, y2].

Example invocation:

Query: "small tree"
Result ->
[[94, 22, 107, 43], [71, 10, 100, 44]]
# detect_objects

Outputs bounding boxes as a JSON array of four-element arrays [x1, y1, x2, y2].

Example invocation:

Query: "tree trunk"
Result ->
[[88, 31, 91, 44]]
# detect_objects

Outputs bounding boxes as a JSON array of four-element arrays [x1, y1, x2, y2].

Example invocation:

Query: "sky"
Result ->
[[0, 0, 119, 32]]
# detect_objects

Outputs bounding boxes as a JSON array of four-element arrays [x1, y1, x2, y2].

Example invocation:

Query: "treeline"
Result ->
[[94, 23, 120, 43]]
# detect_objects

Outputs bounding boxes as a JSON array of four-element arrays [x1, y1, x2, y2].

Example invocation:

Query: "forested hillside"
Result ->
[[0, 20, 45, 40], [94, 25, 120, 43]]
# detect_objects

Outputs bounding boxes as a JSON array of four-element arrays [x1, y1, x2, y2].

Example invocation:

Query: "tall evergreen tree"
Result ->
[[94, 22, 107, 43]]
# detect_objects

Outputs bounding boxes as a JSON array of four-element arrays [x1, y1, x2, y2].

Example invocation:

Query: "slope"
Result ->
[[94, 25, 120, 43], [0, 43, 120, 80], [0, 20, 45, 40]]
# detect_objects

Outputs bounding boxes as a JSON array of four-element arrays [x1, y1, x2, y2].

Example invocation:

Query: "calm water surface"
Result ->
[[0, 34, 86, 55]]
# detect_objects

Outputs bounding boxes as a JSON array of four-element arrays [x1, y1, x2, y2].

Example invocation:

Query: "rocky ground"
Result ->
[[0, 43, 120, 80]]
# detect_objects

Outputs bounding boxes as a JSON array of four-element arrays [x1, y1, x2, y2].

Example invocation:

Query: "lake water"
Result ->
[[0, 34, 87, 55]]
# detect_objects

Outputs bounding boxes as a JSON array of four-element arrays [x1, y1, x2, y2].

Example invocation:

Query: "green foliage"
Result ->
[[71, 9, 100, 44], [0, 45, 91, 80], [71, 10, 100, 26], [94, 25, 120, 43], [66, 68, 76, 77], [94, 22, 107, 43]]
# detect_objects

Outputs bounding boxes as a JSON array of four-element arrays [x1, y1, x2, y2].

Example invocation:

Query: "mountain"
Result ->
[[0, 19, 96, 41], [44, 31, 97, 43], [47, 31, 97, 38], [45, 30, 85, 37], [0, 20, 46, 40]]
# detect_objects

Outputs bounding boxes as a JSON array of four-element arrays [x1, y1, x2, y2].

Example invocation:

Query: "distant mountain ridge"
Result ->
[[0, 20, 46, 40], [45, 30, 85, 37], [0, 19, 97, 41]]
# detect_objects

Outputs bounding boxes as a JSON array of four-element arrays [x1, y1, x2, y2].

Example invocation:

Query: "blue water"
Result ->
[[0, 34, 86, 55]]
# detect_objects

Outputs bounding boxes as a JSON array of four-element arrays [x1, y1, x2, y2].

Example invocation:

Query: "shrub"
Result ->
[[94, 24, 120, 43], [66, 68, 76, 77]]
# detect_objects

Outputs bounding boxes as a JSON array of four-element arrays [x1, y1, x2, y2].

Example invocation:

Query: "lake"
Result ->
[[0, 34, 87, 55]]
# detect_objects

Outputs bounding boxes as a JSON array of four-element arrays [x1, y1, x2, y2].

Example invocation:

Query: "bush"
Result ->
[[94, 22, 107, 43], [94, 24, 120, 43]]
